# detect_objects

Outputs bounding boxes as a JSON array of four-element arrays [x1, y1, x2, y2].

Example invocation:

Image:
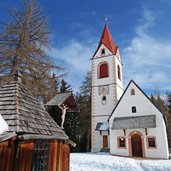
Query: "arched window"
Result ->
[[101, 48, 105, 56], [98, 62, 109, 78], [131, 89, 135, 95], [102, 95, 107, 105], [117, 65, 121, 80], [102, 96, 106, 101]]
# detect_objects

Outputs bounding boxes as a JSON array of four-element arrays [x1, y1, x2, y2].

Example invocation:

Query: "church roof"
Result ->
[[45, 92, 79, 112], [0, 81, 68, 139], [93, 24, 118, 58], [112, 115, 156, 130], [45, 92, 72, 106], [95, 122, 109, 131]]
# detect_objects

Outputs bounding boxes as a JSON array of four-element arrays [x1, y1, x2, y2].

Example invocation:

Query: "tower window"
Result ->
[[131, 89, 135, 95], [102, 95, 106, 101], [102, 95, 107, 105], [101, 49, 105, 56], [117, 65, 121, 80], [98, 62, 109, 78], [132, 106, 136, 113]]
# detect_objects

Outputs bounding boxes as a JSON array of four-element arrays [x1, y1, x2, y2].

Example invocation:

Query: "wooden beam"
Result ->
[[123, 129, 126, 136], [145, 128, 148, 136]]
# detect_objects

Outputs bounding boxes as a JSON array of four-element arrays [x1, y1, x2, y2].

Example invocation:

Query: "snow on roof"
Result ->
[[0, 114, 8, 134], [95, 122, 109, 131]]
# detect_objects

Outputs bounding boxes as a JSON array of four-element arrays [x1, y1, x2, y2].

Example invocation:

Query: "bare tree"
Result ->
[[0, 0, 62, 99]]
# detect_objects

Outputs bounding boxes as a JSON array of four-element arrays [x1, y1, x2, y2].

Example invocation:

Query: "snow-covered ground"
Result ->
[[70, 153, 171, 171]]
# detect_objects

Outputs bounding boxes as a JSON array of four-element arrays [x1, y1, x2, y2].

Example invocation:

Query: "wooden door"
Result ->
[[131, 134, 142, 157], [103, 135, 108, 148]]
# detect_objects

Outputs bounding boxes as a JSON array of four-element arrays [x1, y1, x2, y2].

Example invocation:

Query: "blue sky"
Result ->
[[0, 0, 171, 95]]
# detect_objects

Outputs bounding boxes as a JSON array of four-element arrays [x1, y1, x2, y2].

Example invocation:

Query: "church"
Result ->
[[91, 24, 169, 159]]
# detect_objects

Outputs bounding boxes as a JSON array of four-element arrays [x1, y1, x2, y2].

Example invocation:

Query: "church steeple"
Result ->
[[91, 23, 123, 152], [93, 24, 118, 58]]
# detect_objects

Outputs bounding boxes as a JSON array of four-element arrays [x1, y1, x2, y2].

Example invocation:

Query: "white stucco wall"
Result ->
[[91, 44, 123, 152], [91, 116, 109, 152], [109, 81, 169, 159]]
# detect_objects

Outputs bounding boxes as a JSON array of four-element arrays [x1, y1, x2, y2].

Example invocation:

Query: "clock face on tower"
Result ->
[[98, 85, 109, 95]]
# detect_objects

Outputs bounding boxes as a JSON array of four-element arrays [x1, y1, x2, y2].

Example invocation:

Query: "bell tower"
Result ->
[[91, 24, 123, 152]]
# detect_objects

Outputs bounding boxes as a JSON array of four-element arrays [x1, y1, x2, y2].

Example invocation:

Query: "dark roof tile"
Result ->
[[112, 115, 156, 129]]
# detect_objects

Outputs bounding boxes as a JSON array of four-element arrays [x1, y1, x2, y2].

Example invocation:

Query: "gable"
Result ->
[[92, 24, 118, 59], [93, 44, 115, 59], [109, 80, 165, 123]]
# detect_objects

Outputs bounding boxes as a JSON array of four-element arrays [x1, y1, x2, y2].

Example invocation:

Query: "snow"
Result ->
[[99, 122, 109, 131], [70, 153, 171, 171], [0, 114, 8, 134]]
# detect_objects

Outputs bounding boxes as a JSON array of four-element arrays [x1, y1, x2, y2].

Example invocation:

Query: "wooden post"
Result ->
[[48, 140, 58, 171], [63, 143, 70, 171], [57, 141, 63, 171], [0, 138, 17, 171]]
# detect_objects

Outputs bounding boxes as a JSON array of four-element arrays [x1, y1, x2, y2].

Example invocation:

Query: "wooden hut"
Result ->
[[0, 76, 75, 171]]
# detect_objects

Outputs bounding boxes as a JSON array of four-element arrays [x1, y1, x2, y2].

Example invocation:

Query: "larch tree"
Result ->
[[0, 0, 62, 100]]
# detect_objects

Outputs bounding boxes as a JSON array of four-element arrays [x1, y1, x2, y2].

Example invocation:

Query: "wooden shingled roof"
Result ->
[[0, 81, 68, 139], [45, 92, 79, 112]]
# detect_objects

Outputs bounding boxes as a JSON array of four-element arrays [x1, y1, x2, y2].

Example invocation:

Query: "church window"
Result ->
[[131, 89, 135, 95], [147, 136, 157, 148], [132, 106, 136, 113], [101, 48, 105, 56], [117, 65, 121, 80], [98, 62, 109, 78], [102, 95, 107, 105], [117, 136, 126, 148], [102, 96, 106, 101]]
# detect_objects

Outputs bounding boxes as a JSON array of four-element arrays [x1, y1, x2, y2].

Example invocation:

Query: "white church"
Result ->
[[91, 24, 169, 159]]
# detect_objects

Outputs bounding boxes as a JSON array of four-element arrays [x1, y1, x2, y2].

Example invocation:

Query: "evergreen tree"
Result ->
[[60, 79, 72, 93], [165, 91, 171, 148], [151, 91, 171, 148], [150, 92, 169, 117], [166, 91, 171, 113], [76, 71, 91, 152], [64, 109, 80, 152]]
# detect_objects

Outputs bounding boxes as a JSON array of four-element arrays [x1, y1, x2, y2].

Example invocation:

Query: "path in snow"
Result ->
[[70, 153, 171, 171]]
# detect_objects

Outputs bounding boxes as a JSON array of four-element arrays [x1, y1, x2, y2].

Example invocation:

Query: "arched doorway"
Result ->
[[131, 134, 142, 157], [128, 131, 145, 157]]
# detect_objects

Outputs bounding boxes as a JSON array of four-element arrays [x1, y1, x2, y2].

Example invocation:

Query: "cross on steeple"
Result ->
[[105, 16, 108, 24]]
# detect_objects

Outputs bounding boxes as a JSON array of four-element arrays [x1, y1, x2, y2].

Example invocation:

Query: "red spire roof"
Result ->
[[93, 24, 118, 57]]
